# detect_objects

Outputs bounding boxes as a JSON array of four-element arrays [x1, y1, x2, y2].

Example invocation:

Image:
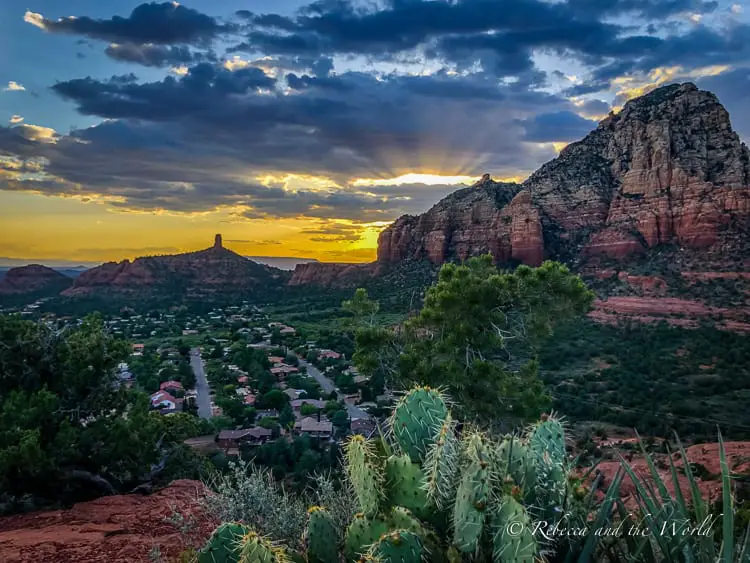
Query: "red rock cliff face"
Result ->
[[376, 83, 750, 268], [288, 262, 377, 287]]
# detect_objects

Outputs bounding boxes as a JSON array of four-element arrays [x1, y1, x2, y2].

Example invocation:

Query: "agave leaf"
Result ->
[[576, 469, 623, 563], [719, 431, 734, 563]]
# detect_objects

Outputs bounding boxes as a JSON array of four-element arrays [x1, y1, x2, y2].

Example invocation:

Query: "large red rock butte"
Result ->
[[374, 83, 750, 269]]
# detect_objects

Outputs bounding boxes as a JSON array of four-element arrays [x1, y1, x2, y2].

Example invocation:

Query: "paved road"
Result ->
[[299, 359, 370, 420], [190, 348, 213, 420]]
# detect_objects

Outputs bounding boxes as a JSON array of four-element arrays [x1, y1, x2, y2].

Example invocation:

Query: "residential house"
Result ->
[[284, 388, 303, 401], [317, 349, 341, 360], [268, 356, 285, 364], [150, 391, 183, 413], [280, 326, 296, 335], [256, 409, 279, 419], [160, 380, 184, 393], [294, 417, 333, 439], [131, 343, 145, 356], [217, 427, 273, 451], [244, 394, 256, 406], [270, 364, 299, 378], [291, 399, 326, 413]]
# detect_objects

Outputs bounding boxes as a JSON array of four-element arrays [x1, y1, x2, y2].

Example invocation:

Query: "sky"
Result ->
[[1, 0, 749, 265]]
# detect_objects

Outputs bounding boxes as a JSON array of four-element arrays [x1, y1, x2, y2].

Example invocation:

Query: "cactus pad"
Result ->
[[497, 438, 535, 492], [528, 417, 566, 466], [422, 413, 460, 510], [491, 497, 537, 563], [368, 530, 423, 563], [237, 532, 289, 563], [305, 507, 339, 563], [390, 387, 449, 463], [452, 460, 490, 553], [385, 454, 429, 519], [344, 513, 391, 561], [198, 522, 249, 563], [345, 435, 385, 517]]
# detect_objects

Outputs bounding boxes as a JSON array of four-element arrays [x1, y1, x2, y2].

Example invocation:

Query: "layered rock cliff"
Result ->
[[289, 261, 377, 287], [377, 83, 750, 269], [63, 235, 289, 301]]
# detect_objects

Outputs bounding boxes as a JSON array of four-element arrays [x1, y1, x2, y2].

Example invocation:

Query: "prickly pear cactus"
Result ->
[[305, 507, 338, 563], [422, 412, 460, 510], [387, 506, 424, 535], [238, 532, 289, 563], [528, 415, 565, 465], [345, 434, 384, 517], [368, 530, 423, 563], [385, 454, 429, 519], [497, 437, 535, 493], [198, 522, 249, 563], [527, 415, 567, 517], [390, 387, 449, 463], [491, 497, 538, 563], [344, 513, 391, 561], [452, 450, 490, 553]]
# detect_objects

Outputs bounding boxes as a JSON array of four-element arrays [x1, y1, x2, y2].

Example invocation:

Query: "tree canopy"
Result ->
[[0, 314, 206, 511], [353, 256, 594, 422]]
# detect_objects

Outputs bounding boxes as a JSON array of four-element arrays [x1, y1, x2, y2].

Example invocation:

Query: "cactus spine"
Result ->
[[422, 412, 460, 510], [237, 532, 289, 563]]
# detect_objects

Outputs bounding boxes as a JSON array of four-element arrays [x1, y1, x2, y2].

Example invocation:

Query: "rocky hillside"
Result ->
[[0, 265, 72, 303], [378, 83, 750, 269], [0, 480, 214, 563], [63, 235, 290, 302]]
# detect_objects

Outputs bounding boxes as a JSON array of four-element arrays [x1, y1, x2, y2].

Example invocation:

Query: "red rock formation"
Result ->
[[63, 236, 289, 300], [0, 265, 72, 296], [0, 480, 215, 563], [594, 441, 750, 508], [288, 262, 377, 287], [375, 83, 750, 269]]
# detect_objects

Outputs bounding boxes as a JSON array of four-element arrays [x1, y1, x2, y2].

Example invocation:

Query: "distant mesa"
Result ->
[[0, 264, 73, 299]]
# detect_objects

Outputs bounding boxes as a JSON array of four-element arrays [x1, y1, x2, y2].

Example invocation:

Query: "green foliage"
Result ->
[[342, 288, 380, 325], [0, 314, 194, 510], [353, 257, 593, 422]]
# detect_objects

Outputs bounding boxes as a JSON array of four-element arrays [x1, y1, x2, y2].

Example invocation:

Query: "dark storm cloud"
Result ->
[[517, 111, 599, 142], [104, 43, 217, 67], [26, 2, 232, 46]]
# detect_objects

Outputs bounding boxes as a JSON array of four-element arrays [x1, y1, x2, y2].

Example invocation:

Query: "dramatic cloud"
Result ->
[[105, 43, 216, 67], [24, 3, 231, 46], [4, 0, 750, 232]]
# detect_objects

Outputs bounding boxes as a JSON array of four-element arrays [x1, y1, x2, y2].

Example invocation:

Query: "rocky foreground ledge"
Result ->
[[0, 480, 215, 563]]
